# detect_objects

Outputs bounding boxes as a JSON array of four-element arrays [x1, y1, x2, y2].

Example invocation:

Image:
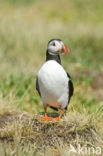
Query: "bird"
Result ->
[[36, 39, 74, 121]]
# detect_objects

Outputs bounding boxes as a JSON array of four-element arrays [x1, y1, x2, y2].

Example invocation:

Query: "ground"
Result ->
[[0, 0, 103, 155]]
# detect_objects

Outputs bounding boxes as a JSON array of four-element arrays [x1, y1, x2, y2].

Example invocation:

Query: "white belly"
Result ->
[[38, 60, 69, 109]]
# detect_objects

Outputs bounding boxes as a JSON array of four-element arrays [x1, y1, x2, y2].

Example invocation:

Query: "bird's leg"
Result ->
[[52, 109, 64, 121], [41, 108, 64, 121], [41, 107, 52, 121]]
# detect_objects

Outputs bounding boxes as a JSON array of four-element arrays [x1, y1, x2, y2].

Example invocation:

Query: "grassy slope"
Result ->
[[0, 0, 103, 155]]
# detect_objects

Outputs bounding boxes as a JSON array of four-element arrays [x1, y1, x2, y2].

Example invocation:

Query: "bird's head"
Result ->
[[47, 39, 69, 55]]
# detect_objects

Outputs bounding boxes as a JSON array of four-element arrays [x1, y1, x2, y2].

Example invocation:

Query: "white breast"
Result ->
[[38, 60, 69, 109]]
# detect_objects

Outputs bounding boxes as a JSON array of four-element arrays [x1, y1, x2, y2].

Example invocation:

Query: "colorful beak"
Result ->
[[63, 44, 70, 54]]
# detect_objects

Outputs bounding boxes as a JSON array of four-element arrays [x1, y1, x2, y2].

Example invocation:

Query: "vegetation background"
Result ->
[[0, 0, 103, 155]]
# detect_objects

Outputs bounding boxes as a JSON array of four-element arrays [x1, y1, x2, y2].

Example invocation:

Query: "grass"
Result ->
[[0, 0, 103, 155], [0, 111, 103, 155]]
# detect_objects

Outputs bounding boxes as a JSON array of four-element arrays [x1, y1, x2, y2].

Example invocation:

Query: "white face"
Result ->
[[47, 40, 64, 55]]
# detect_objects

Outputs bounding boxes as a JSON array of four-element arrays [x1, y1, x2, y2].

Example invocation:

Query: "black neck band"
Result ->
[[46, 50, 61, 64]]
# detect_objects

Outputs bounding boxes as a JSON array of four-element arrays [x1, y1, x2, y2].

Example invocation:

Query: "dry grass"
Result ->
[[0, 111, 102, 149]]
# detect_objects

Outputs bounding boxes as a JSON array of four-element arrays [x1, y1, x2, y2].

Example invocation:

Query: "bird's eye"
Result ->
[[52, 42, 55, 46]]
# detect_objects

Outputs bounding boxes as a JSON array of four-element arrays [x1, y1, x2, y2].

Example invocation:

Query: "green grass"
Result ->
[[0, 0, 103, 155]]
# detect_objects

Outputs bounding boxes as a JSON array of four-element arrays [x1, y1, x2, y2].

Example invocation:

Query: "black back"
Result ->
[[36, 77, 41, 96], [67, 73, 74, 101]]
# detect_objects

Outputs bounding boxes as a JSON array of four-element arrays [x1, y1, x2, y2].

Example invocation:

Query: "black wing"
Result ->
[[36, 76, 41, 96], [65, 73, 74, 109]]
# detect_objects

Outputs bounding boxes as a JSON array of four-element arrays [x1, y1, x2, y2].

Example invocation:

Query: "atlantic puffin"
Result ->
[[36, 39, 74, 121]]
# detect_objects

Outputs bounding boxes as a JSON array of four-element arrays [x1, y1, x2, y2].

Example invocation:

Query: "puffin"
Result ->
[[36, 39, 74, 121]]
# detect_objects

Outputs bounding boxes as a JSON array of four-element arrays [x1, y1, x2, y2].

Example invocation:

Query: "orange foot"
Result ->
[[51, 117, 60, 121], [41, 115, 60, 121], [41, 115, 53, 121]]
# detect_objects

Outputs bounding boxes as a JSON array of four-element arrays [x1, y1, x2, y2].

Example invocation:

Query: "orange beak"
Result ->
[[64, 44, 70, 54]]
